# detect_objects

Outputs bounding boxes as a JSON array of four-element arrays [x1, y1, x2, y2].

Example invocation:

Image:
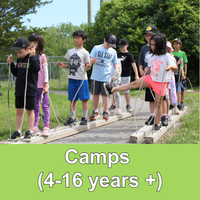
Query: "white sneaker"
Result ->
[[172, 108, 180, 115]]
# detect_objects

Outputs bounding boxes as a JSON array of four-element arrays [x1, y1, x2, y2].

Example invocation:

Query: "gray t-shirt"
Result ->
[[65, 48, 90, 80]]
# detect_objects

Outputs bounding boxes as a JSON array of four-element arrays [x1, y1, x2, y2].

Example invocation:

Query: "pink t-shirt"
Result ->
[[37, 54, 46, 88]]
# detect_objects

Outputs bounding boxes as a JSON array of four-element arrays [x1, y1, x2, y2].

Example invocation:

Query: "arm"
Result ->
[[42, 56, 49, 94], [184, 63, 187, 77], [139, 65, 145, 76], [165, 65, 177, 72], [29, 54, 40, 73], [131, 62, 139, 80], [114, 63, 119, 74], [90, 57, 98, 64], [56, 61, 69, 68]]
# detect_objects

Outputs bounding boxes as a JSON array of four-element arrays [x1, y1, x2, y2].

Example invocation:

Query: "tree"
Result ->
[[0, 0, 52, 62], [86, 0, 199, 85]]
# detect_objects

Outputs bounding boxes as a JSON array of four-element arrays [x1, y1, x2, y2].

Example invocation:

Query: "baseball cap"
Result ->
[[117, 38, 128, 47], [171, 38, 182, 45], [105, 34, 117, 48], [143, 25, 158, 35], [166, 41, 174, 52], [10, 37, 30, 51]]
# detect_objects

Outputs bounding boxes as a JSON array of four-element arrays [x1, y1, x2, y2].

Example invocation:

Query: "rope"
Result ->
[[8, 57, 12, 139]]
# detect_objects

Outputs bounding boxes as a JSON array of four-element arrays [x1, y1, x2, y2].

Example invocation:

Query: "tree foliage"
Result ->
[[0, 0, 52, 62], [86, 0, 199, 85]]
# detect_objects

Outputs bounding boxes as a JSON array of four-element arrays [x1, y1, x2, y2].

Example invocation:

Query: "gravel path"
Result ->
[[48, 91, 150, 144]]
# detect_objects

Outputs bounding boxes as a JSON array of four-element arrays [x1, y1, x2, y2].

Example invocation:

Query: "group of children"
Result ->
[[7, 25, 188, 140]]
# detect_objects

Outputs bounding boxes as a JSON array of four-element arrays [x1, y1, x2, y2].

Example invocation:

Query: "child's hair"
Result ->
[[150, 33, 167, 55], [72, 30, 87, 41], [28, 33, 45, 55]]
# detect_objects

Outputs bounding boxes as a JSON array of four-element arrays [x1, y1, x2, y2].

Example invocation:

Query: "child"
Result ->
[[7, 37, 40, 141], [89, 34, 119, 121], [117, 38, 139, 112], [138, 25, 158, 125], [172, 38, 188, 109], [104, 33, 177, 131], [109, 59, 122, 115], [56, 30, 91, 126], [28, 33, 50, 136], [167, 41, 183, 115]]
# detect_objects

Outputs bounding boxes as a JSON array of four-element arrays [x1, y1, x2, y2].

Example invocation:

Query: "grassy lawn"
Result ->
[[159, 88, 199, 144]]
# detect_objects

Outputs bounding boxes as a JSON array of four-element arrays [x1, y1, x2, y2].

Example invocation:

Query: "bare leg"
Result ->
[[27, 109, 35, 131], [70, 101, 77, 111], [154, 94, 164, 125], [181, 90, 185, 103], [82, 100, 88, 110], [92, 94, 99, 110], [149, 101, 156, 114], [113, 78, 150, 92], [162, 100, 166, 114], [16, 108, 23, 131], [125, 93, 130, 105], [102, 95, 109, 110]]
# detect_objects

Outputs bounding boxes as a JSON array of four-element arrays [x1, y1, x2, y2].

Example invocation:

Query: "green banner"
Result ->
[[1, 145, 199, 199]]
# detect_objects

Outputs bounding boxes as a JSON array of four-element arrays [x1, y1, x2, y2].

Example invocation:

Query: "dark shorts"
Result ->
[[15, 96, 36, 110], [145, 88, 155, 102], [181, 79, 187, 91], [145, 88, 166, 101], [91, 80, 109, 96]]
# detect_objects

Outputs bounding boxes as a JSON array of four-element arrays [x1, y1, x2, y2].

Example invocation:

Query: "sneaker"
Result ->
[[180, 102, 184, 109], [116, 108, 122, 115], [126, 105, 132, 112], [80, 117, 87, 125], [109, 104, 116, 110], [172, 108, 180, 115], [0, 92, 2, 96], [167, 114, 172, 121], [169, 104, 174, 110], [32, 126, 40, 136], [161, 116, 168, 126], [103, 111, 109, 120], [103, 83, 113, 95], [41, 127, 50, 137], [177, 104, 182, 110], [145, 116, 154, 125], [64, 118, 76, 126], [11, 130, 21, 140], [154, 124, 161, 131], [23, 131, 33, 141], [89, 110, 99, 121]]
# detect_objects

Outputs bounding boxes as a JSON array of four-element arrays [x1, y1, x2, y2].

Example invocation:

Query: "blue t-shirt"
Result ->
[[90, 45, 118, 82]]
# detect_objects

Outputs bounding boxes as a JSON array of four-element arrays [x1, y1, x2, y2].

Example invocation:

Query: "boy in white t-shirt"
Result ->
[[57, 30, 91, 126]]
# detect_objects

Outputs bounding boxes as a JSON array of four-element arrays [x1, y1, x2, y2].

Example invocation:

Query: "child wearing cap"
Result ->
[[89, 33, 119, 120], [7, 37, 40, 141], [172, 38, 188, 109], [138, 25, 158, 125], [114, 38, 139, 112]]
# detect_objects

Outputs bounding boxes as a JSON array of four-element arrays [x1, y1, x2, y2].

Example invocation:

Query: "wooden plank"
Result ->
[[144, 108, 187, 144]]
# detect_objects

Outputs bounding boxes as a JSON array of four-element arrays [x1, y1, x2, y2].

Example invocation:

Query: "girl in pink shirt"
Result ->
[[28, 33, 50, 136]]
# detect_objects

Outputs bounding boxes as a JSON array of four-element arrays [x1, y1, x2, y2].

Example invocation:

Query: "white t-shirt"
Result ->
[[65, 48, 90, 80], [90, 45, 118, 82], [148, 53, 174, 82]]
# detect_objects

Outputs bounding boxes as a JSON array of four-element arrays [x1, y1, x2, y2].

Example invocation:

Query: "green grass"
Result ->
[[0, 81, 92, 141], [159, 89, 199, 144]]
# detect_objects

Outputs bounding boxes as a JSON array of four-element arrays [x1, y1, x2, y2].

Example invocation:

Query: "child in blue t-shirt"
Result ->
[[89, 34, 119, 121]]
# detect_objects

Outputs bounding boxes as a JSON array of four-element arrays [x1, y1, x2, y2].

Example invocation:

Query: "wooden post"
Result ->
[[88, 0, 91, 26]]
